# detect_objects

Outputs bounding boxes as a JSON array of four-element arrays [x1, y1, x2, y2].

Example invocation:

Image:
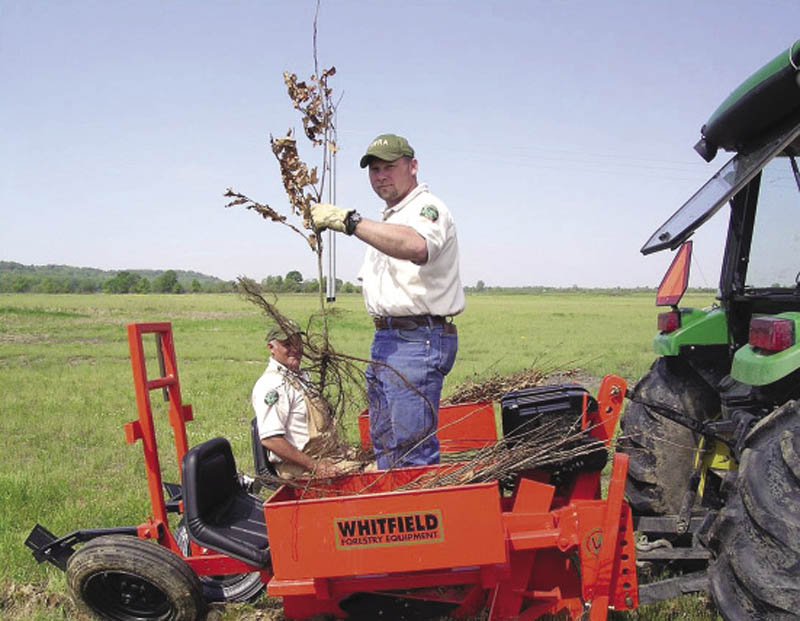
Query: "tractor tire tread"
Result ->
[[619, 357, 719, 515], [708, 401, 800, 620]]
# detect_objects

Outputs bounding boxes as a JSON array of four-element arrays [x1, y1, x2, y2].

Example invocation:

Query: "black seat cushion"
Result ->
[[181, 437, 269, 567]]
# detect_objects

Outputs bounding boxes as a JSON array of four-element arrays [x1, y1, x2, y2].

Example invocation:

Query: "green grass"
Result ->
[[0, 291, 719, 619]]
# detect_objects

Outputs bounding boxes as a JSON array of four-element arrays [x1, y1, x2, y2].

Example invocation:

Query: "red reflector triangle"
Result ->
[[656, 241, 692, 307]]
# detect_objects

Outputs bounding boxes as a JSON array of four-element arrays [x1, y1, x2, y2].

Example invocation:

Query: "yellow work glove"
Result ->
[[311, 203, 350, 233]]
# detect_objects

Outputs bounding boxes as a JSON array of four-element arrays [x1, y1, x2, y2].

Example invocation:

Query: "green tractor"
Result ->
[[619, 42, 800, 617]]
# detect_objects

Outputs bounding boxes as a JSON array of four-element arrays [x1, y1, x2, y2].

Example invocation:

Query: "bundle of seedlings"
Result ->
[[256, 411, 608, 498], [441, 365, 582, 405], [393, 410, 607, 492]]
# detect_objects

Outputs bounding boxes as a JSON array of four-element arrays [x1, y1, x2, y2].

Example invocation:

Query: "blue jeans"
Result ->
[[366, 322, 458, 469]]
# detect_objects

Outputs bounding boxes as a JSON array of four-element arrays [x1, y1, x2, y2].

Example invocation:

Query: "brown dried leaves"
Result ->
[[270, 131, 318, 232], [224, 188, 316, 251], [225, 65, 337, 255], [283, 67, 336, 147], [224, 189, 286, 223]]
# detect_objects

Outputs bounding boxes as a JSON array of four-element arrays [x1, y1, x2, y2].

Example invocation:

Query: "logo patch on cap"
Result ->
[[264, 390, 279, 406], [420, 205, 439, 222]]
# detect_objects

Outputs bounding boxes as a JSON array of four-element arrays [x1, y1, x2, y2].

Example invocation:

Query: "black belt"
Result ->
[[373, 315, 456, 333]]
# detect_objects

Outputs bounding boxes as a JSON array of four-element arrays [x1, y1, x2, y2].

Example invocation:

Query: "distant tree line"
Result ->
[[5, 262, 719, 296], [0, 262, 364, 295], [464, 281, 718, 296], [261, 271, 361, 294], [0, 262, 234, 294], [101, 270, 235, 294]]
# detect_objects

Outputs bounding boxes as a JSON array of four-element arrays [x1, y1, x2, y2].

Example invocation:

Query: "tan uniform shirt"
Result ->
[[252, 358, 311, 464], [358, 183, 465, 317]]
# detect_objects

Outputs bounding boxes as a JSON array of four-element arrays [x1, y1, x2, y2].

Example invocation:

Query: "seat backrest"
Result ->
[[250, 418, 277, 477], [183, 437, 238, 523], [181, 436, 270, 567]]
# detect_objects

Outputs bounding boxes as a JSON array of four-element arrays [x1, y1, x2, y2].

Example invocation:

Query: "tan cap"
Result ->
[[266, 318, 303, 342]]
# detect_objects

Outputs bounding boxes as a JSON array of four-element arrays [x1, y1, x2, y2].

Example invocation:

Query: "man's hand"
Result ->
[[311, 203, 350, 233], [314, 457, 343, 478]]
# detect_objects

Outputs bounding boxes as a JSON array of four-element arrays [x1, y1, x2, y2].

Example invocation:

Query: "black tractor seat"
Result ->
[[251, 417, 279, 478], [181, 437, 270, 568]]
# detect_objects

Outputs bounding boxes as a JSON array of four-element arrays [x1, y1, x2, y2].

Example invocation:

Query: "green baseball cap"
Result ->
[[359, 134, 415, 168], [266, 318, 303, 342]]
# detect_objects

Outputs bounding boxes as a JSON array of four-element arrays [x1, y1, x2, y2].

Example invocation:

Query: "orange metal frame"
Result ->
[[125, 322, 189, 548], [124, 322, 638, 619], [124, 322, 258, 575], [357, 400, 499, 453]]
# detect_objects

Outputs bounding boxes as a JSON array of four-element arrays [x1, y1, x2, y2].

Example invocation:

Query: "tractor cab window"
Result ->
[[641, 124, 800, 256], [745, 155, 800, 290]]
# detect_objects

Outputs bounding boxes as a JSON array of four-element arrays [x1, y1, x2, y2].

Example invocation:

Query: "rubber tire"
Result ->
[[619, 356, 719, 515], [66, 534, 206, 621], [707, 400, 800, 620], [174, 520, 264, 602]]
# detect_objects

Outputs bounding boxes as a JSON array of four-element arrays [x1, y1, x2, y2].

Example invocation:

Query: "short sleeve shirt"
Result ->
[[358, 183, 465, 317], [251, 358, 310, 462]]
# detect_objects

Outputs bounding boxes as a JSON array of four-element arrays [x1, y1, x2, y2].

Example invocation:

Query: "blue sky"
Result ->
[[2, 1, 799, 287]]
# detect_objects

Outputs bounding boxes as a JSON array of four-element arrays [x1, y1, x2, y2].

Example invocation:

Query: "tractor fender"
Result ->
[[731, 312, 800, 385], [653, 307, 728, 357]]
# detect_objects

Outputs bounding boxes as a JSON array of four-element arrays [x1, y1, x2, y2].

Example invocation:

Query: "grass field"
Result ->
[[0, 291, 720, 619]]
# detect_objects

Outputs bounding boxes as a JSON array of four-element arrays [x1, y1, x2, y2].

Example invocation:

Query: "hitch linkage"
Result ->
[[25, 524, 141, 571], [625, 389, 757, 458], [25, 482, 181, 571]]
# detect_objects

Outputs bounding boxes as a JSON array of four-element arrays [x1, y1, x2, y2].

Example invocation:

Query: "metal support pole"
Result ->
[[326, 229, 336, 301], [326, 122, 338, 302]]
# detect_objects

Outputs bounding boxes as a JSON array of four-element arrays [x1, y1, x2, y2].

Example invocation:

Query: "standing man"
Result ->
[[253, 320, 341, 478], [311, 133, 465, 469]]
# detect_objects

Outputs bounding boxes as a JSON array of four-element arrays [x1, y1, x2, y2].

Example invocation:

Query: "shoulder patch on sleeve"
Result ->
[[420, 204, 439, 222], [264, 390, 279, 406]]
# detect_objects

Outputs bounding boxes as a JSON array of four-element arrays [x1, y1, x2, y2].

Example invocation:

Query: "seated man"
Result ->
[[252, 319, 343, 479]]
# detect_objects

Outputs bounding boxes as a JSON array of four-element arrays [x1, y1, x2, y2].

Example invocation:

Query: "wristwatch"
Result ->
[[345, 210, 362, 236]]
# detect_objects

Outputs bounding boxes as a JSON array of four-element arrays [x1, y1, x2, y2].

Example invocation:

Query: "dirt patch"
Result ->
[[209, 597, 287, 620], [0, 334, 105, 345], [182, 311, 256, 320], [0, 581, 84, 620], [0, 354, 46, 367], [68, 356, 97, 366], [0, 580, 287, 621], [546, 368, 601, 392], [0, 333, 49, 344]]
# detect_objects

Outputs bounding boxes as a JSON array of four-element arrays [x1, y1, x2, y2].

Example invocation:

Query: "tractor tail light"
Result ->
[[658, 310, 681, 333], [749, 317, 795, 352]]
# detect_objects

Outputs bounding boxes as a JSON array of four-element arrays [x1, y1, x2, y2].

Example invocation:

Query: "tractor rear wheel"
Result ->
[[619, 357, 719, 515], [66, 535, 206, 621], [707, 400, 800, 619], [174, 519, 264, 602]]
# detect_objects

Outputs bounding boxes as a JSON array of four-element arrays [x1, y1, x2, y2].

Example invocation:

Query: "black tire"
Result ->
[[66, 534, 206, 621], [618, 357, 719, 515], [174, 520, 264, 602], [707, 400, 800, 619]]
